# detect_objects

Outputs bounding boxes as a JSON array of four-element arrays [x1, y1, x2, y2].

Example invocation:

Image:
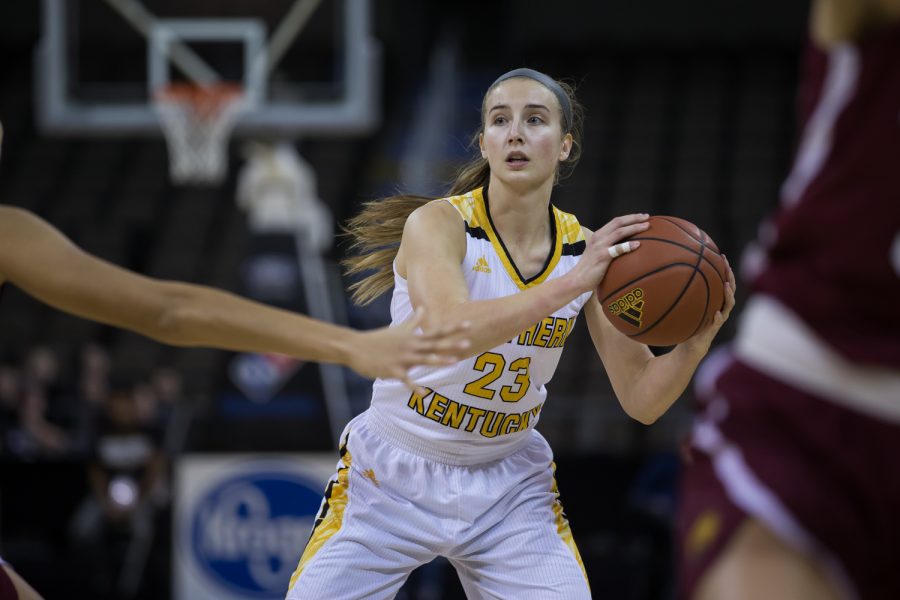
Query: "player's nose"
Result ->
[[507, 118, 523, 143]]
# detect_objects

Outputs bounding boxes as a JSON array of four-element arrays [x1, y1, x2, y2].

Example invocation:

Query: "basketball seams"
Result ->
[[628, 236, 725, 284], [599, 263, 699, 305], [655, 215, 703, 244], [626, 270, 712, 343], [683, 268, 713, 341], [625, 230, 707, 342]]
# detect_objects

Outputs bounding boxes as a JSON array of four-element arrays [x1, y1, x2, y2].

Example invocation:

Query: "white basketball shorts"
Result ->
[[286, 410, 590, 599]]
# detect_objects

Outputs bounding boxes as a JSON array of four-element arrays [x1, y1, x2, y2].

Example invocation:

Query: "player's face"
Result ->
[[479, 78, 572, 189]]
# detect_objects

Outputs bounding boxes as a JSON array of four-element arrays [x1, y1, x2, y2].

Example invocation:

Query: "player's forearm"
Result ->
[[426, 274, 584, 357], [618, 343, 708, 425], [149, 282, 356, 365]]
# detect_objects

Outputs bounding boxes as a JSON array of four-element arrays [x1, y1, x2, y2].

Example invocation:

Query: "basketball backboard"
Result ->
[[36, 0, 381, 137]]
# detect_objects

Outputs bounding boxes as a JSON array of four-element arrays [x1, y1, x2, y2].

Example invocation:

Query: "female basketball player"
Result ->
[[0, 122, 469, 600], [286, 68, 736, 599], [676, 1, 900, 599]]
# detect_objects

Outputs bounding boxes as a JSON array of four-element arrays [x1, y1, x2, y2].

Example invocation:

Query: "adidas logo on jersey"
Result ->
[[472, 256, 491, 273]]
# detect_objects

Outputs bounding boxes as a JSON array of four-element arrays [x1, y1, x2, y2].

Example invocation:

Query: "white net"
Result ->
[[153, 84, 247, 185]]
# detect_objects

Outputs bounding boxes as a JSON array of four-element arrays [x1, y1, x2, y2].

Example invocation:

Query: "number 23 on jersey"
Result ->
[[463, 352, 531, 403]]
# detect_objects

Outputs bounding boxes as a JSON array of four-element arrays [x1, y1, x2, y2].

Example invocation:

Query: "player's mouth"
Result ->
[[505, 151, 530, 169]]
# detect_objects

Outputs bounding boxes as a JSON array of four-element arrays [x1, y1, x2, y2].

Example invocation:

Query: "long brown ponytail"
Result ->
[[342, 74, 583, 306]]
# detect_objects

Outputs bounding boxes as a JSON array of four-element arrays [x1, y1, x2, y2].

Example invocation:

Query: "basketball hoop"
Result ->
[[153, 83, 247, 185]]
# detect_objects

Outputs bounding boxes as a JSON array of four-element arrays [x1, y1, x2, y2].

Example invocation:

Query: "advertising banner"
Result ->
[[173, 453, 335, 599]]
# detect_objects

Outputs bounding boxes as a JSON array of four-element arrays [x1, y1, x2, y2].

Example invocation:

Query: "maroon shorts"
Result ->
[[675, 351, 900, 600], [0, 564, 17, 600]]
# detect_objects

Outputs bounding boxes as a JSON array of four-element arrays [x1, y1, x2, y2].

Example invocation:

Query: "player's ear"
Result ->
[[479, 132, 486, 159], [559, 132, 572, 161]]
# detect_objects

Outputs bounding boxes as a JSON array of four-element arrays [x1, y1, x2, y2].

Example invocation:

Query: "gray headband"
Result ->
[[490, 68, 573, 133]]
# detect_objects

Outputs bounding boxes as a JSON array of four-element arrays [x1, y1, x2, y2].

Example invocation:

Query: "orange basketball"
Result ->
[[596, 216, 727, 346]]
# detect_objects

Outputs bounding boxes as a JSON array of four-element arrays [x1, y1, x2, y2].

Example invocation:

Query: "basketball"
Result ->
[[596, 216, 727, 346]]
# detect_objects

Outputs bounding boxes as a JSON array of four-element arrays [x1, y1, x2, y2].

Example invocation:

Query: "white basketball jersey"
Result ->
[[368, 187, 593, 464]]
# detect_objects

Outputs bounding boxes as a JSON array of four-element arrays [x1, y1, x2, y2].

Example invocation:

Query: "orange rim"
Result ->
[[154, 83, 244, 119]]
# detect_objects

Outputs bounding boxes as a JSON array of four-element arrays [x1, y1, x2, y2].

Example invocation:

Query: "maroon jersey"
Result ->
[[745, 24, 900, 367]]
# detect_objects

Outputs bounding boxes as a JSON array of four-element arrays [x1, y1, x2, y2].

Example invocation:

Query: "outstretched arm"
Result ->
[[0, 207, 467, 385]]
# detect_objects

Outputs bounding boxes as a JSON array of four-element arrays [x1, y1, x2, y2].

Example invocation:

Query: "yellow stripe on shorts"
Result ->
[[287, 444, 353, 592], [550, 461, 590, 588]]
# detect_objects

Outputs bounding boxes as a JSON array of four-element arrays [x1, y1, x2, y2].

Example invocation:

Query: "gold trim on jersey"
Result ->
[[445, 190, 479, 224], [555, 208, 585, 247], [287, 442, 353, 592], [476, 187, 561, 290], [445, 187, 585, 290], [550, 461, 590, 587]]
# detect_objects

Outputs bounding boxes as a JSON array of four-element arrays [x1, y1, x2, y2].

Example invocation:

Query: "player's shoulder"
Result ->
[[406, 197, 461, 230], [550, 205, 589, 244], [0, 206, 44, 245], [398, 197, 467, 273], [0, 205, 34, 226], [402, 197, 466, 256], [407, 188, 483, 232]]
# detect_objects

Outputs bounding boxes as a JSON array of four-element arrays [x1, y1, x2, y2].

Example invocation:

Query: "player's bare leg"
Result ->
[[694, 519, 842, 600], [2, 564, 45, 600]]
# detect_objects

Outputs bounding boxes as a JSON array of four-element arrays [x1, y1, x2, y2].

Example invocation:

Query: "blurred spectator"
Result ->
[[0, 365, 21, 454], [149, 366, 182, 425], [69, 342, 114, 457], [18, 346, 71, 458], [79, 342, 111, 410], [132, 382, 159, 428], [148, 365, 189, 461], [69, 375, 166, 597], [23, 346, 58, 389]]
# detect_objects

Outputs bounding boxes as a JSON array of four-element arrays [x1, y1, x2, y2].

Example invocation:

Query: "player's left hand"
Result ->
[[681, 255, 736, 354]]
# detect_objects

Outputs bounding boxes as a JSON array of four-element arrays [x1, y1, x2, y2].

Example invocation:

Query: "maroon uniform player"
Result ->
[[677, 1, 900, 599]]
